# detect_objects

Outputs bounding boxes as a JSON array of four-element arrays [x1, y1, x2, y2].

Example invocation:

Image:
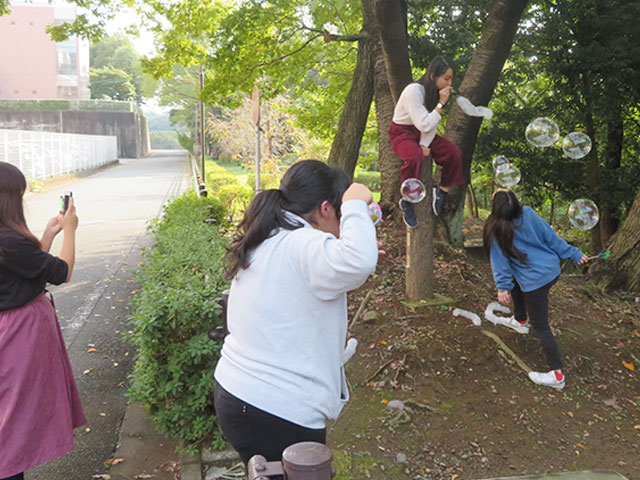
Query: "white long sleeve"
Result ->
[[392, 83, 441, 147]]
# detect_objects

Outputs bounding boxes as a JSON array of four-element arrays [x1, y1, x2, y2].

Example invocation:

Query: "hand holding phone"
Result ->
[[59, 194, 78, 233], [60, 191, 72, 213]]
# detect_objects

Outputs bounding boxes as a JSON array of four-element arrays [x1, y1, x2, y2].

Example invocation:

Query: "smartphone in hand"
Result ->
[[60, 191, 72, 213]]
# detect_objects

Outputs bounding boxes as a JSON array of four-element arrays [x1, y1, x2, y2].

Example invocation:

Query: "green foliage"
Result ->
[[90, 34, 157, 102], [90, 66, 137, 101], [246, 172, 280, 191], [217, 184, 254, 221], [149, 131, 182, 150], [177, 132, 195, 153], [353, 169, 380, 191], [127, 192, 229, 448], [0, 98, 136, 112], [205, 160, 257, 220]]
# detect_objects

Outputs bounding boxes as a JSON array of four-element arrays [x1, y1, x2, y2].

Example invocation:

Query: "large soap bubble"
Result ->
[[492, 155, 510, 170], [568, 198, 599, 230], [495, 163, 521, 188], [400, 178, 426, 203], [562, 132, 592, 159], [525, 117, 560, 148], [368, 201, 382, 225]]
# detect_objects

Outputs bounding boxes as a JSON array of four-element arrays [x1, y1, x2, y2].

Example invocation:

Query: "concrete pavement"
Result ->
[[22, 151, 197, 480]]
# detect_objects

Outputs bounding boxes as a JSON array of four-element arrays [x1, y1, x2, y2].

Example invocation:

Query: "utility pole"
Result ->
[[199, 65, 206, 179], [252, 85, 261, 193]]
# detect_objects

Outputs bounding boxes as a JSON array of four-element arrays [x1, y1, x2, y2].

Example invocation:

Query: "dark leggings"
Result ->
[[1, 474, 24, 480], [511, 277, 563, 370], [213, 383, 326, 465]]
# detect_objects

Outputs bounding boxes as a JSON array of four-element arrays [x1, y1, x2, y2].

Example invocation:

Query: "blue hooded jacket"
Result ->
[[490, 207, 584, 292]]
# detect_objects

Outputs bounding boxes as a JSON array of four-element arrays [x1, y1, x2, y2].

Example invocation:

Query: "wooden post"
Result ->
[[406, 156, 434, 300]]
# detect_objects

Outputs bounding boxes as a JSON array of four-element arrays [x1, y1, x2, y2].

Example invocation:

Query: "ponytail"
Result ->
[[226, 160, 351, 278], [482, 190, 527, 262]]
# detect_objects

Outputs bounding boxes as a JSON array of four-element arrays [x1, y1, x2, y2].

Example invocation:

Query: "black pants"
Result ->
[[1, 474, 24, 480], [511, 277, 563, 370], [213, 382, 326, 465]]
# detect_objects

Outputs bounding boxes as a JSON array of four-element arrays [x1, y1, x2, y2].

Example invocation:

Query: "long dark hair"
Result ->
[[417, 55, 454, 111], [226, 160, 351, 278], [482, 190, 527, 262], [0, 162, 40, 261]]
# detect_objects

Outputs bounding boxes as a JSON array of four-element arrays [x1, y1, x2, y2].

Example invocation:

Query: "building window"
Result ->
[[57, 50, 77, 75], [57, 86, 78, 98]]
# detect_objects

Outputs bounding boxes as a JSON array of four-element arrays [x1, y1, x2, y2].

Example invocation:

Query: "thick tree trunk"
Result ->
[[374, 0, 434, 299], [374, 40, 402, 209], [442, 0, 529, 247], [406, 157, 434, 300], [327, 1, 376, 178], [590, 188, 640, 293], [374, 0, 412, 102]]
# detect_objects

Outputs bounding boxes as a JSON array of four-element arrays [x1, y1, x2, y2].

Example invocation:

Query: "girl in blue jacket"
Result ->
[[482, 189, 589, 389]]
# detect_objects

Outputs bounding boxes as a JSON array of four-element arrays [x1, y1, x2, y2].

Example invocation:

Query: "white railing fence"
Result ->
[[0, 129, 118, 181]]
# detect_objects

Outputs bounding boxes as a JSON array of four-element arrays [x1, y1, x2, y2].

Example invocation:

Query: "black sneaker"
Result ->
[[432, 187, 448, 216], [399, 199, 418, 228]]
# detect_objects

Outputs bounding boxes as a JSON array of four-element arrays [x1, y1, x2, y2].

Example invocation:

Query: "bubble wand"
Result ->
[[587, 250, 610, 261]]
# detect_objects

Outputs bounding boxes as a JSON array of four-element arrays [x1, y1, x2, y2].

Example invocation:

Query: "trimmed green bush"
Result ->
[[354, 169, 381, 191], [127, 192, 229, 449]]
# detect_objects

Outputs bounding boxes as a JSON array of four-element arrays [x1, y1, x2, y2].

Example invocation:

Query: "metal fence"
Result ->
[[0, 129, 118, 181]]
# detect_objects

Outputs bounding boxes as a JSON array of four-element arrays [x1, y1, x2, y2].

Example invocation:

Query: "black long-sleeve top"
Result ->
[[0, 230, 68, 311]]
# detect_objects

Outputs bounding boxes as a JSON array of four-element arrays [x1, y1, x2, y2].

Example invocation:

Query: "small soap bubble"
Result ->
[[495, 163, 521, 188], [568, 198, 599, 230], [400, 178, 426, 203], [562, 132, 592, 159], [492, 155, 509, 170], [368, 201, 382, 225], [525, 117, 560, 148]]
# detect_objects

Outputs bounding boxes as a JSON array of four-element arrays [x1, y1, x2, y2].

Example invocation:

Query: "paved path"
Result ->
[[23, 151, 191, 480]]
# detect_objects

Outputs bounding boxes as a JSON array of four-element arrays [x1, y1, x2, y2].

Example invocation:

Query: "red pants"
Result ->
[[389, 122, 463, 187]]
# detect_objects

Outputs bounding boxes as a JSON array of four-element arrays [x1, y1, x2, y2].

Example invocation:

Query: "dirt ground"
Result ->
[[329, 216, 640, 480]]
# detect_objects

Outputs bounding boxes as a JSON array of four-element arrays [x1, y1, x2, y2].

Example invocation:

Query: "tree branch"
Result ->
[[252, 34, 322, 71]]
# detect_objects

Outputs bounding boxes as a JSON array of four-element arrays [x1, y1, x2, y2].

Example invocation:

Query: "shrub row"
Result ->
[[126, 192, 229, 449]]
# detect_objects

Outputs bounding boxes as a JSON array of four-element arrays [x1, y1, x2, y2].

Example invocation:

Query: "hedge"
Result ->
[[126, 192, 229, 449]]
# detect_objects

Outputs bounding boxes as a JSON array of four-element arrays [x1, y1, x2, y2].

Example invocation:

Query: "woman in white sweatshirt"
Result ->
[[213, 160, 378, 464]]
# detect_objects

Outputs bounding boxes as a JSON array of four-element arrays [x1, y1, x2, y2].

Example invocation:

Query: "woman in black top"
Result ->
[[0, 162, 85, 480]]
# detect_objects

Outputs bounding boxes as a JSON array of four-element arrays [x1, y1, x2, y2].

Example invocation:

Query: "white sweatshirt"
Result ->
[[392, 82, 442, 147], [214, 200, 378, 429]]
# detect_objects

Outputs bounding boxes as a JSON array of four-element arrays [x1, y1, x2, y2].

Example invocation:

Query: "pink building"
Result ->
[[0, 1, 90, 100]]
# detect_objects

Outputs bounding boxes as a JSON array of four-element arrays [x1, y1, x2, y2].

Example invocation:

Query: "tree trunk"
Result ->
[[599, 106, 623, 243], [406, 157, 434, 300], [590, 188, 640, 293], [375, 0, 434, 299], [442, 0, 529, 247], [374, 40, 402, 209], [374, 0, 412, 102], [327, 0, 376, 178], [583, 101, 602, 252], [466, 183, 479, 219]]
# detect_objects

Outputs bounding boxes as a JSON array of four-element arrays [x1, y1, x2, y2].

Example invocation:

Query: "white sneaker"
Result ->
[[500, 316, 530, 334], [528, 370, 565, 390]]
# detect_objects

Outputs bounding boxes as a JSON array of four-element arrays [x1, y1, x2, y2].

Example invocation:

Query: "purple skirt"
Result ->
[[0, 293, 86, 477]]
